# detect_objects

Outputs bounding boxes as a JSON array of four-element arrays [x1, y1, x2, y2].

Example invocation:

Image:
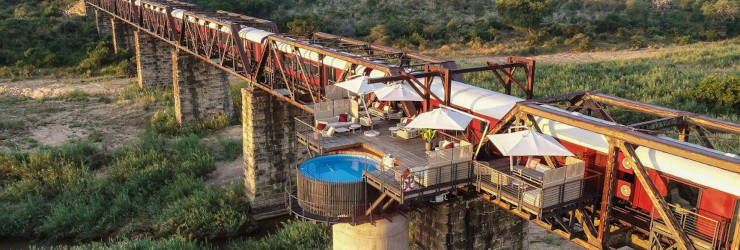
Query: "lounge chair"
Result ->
[[397, 127, 420, 139], [320, 126, 337, 137], [359, 116, 381, 127]]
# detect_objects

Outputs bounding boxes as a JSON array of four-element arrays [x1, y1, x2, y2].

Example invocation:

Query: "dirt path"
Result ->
[[453, 42, 721, 65], [459, 48, 662, 65], [0, 77, 130, 99], [204, 125, 245, 187], [0, 77, 152, 151]]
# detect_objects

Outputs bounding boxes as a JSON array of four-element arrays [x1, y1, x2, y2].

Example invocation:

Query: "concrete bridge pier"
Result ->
[[92, 8, 133, 53], [241, 88, 308, 219], [333, 215, 410, 250], [111, 19, 134, 53], [135, 31, 173, 89], [172, 50, 233, 124], [412, 197, 527, 250], [94, 9, 112, 35]]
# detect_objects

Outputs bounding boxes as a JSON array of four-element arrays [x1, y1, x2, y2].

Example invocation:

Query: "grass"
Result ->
[[226, 221, 330, 250], [230, 81, 249, 125], [213, 137, 242, 161], [464, 39, 740, 121], [149, 108, 231, 137], [463, 39, 740, 152], [0, 118, 25, 131]]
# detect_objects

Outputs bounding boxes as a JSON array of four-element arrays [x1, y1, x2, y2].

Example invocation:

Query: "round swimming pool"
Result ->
[[299, 154, 378, 182], [296, 154, 379, 218]]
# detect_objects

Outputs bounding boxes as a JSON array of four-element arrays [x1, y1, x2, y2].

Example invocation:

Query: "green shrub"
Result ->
[[227, 221, 330, 250], [0, 118, 25, 131], [155, 184, 250, 238], [202, 113, 230, 130], [57, 90, 90, 102], [690, 74, 740, 113], [33, 235, 211, 250], [230, 81, 248, 124], [150, 109, 231, 136], [150, 109, 182, 135]]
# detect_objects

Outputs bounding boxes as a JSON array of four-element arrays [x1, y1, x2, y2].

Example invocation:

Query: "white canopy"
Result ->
[[487, 130, 574, 156], [335, 76, 383, 94], [373, 82, 423, 101], [405, 107, 473, 131]]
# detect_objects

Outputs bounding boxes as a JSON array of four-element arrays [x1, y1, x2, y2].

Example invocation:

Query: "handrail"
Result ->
[[650, 203, 731, 249], [472, 160, 601, 218]]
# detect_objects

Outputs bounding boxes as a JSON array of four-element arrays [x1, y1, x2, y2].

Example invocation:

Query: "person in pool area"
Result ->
[[402, 168, 416, 191]]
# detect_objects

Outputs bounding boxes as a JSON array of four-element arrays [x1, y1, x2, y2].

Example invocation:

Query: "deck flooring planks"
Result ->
[[304, 120, 429, 169]]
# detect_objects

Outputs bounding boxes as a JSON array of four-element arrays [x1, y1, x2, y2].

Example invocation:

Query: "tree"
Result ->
[[701, 0, 740, 22], [495, 0, 554, 32], [692, 74, 740, 113], [286, 14, 323, 35], [366, 25, 389, 45]]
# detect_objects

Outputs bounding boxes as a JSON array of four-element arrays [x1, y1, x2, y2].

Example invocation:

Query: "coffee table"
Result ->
[[389, 127, 400, 137], [349, 124, 362, 134]]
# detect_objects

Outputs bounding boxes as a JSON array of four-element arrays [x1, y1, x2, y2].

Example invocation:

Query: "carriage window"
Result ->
[[282, 54, 291, 69], [664, 179, 699, 210], [311, 64, 319, 77], [326, 67, 337, 84]]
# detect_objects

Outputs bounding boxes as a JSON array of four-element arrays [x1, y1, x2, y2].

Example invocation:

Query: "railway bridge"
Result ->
[[84, 1, 740, 249]]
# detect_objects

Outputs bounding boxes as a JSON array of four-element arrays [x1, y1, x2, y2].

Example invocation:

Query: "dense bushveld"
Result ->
[[0, 133, 253, 241], [186, 0, 740, 54], [0, 0, 133, 78], [0, 130, 330, 248], [27, 221, 329, 249], [3, 0, 740, 77], [465, 39, 739, 121], [465, 39, 739, 152]]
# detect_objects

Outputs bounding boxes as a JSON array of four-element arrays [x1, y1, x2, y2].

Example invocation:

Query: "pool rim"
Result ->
[[298, 153, 379, 183]]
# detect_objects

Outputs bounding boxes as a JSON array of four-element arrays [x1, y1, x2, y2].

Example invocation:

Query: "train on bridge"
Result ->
[[85, 0, 739, 249]]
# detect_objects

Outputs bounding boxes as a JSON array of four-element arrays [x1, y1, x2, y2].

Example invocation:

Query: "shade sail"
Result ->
[[486, 130, 574, 156], [334, 76, 383, 94], [405, 108, 473, 131], [373, 82, 423, 101]]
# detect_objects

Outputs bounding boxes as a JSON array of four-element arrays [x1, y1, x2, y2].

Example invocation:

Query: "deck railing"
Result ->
[[294, 115, 325, 155], [473, 161, 601, 219], [649, 204, 731, 250], [369, 137, 477, 202]]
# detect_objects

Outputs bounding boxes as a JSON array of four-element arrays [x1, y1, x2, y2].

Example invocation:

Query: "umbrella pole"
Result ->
[[473, 120, 489, 160]]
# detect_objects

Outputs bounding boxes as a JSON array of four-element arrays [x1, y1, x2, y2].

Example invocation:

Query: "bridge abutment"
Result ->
[[135, 31, 173, 89], [412, 197, 527, 250], [242, 88, 308, 220], [111, 19, 134, 53], [172, 50, 233, 124]]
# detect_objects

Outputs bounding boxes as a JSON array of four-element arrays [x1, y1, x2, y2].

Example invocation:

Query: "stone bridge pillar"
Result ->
[[172, 50, 233, 124], [111, 19, 134, 53], [242, 87, 309, 220], [135, 31, 173, 89], [94, 9, 112, 35], [413, 197, 527, 249]]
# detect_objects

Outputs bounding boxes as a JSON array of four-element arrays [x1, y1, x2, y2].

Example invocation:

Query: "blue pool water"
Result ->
[[299, 154, 378, 182]]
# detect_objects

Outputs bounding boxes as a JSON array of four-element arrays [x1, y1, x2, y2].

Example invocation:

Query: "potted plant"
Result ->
[[421, 128, 436, 151]]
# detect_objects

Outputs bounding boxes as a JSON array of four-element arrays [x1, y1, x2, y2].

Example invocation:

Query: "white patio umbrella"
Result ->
[[334, 76, 384, 136], [405, 107, 474, 131], [334, 76, 384, 95], [487, 129, 573, 171], [486, 130, 574, 157], [373, 82, 423, 102]]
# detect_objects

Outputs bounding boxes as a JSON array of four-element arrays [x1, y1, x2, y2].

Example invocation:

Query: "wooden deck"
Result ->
[[297, 119, 476, 203], [298, 120, 429, 168]]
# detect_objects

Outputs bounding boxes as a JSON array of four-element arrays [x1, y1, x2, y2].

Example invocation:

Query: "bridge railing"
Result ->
[[649, 203, 731, 250]]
